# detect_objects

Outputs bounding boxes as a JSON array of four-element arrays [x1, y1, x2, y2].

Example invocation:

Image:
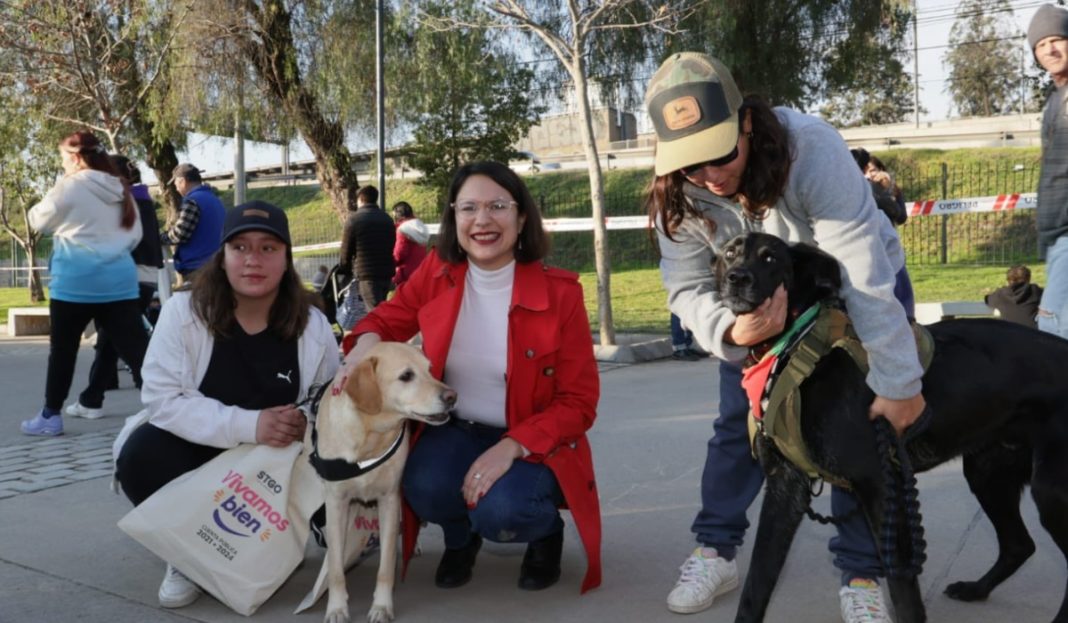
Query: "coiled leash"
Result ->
[[873, 406, 932, 578]]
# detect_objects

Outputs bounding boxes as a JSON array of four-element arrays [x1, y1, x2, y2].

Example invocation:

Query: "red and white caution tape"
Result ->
[[909, 193, 1036, 217], [293, 195, 1037, 255]]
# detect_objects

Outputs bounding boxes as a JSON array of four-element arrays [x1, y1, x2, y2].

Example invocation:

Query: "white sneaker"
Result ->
[[839, 579, 893, 623], [64, 402, 103, 420], [158, 564, 200, 609], [666, 547, 739, 614]]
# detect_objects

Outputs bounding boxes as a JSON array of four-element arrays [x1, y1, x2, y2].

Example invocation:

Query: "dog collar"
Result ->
[[310, 423, 406, 482], [303, 382, 406, 482]]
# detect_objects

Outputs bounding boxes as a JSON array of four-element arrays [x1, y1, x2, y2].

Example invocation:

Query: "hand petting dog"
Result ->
[[332, 332, 382, 396]]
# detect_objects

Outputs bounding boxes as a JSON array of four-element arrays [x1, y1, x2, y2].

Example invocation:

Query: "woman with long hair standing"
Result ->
[[646, 54, 924, 622], [22, 130, 147, 436]]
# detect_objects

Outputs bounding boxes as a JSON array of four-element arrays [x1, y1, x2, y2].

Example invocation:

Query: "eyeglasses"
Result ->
[[451, 199, 517, 218], [678, 145, 740, 177]]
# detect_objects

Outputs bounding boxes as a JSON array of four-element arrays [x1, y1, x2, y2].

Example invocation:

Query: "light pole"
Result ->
[[375, 0, 386, 209]]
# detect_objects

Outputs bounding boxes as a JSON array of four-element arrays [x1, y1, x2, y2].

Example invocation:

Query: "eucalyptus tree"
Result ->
[[0, 0, 187, 207], [186, 0, 411, 220], [401, 1, 545, 199], [819, 3, 917, 127], [670, 0, 913, 116], [0, 96, 62, 301], [425, 0, 697, 346], [943, 0, 1023, 117]]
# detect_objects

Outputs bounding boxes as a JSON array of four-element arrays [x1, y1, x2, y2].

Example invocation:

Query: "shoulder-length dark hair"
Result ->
[[645, 96, 792, 241], [189, 243, 314, 342], [59, 130, 137, 230], [436, 161, 550, 264]]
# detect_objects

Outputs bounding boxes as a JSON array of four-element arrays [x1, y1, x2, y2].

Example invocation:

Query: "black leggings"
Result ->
[[45, 298, 148, 411], [115, 424, 224, 506], [77, 284, 155, 408]]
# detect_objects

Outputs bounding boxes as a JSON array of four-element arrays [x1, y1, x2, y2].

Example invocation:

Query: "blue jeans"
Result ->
[[671, 313, 694, 349], [690, 265, 916, 579], [1039, 236, 1068, 339], [402, 419, 564, 549]]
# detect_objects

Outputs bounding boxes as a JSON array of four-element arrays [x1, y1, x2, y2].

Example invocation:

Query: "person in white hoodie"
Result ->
[[21, 130, 147, 437], [114, 201, 338, 609]]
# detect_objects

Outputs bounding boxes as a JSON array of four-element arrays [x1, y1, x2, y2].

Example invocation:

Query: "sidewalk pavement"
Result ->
[[0, 335, 1060, 623]]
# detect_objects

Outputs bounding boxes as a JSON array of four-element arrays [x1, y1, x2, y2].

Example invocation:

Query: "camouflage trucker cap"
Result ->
[[644, 53, 743, 176]]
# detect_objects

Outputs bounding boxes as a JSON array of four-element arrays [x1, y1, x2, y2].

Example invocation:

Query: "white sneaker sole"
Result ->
[[666, 574, 740, 614], [64, 404, 103, 419], [159, 588, 201, 609]]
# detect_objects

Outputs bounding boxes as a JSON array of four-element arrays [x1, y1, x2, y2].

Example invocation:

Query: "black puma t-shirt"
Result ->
[[198, 324, 301, 410]]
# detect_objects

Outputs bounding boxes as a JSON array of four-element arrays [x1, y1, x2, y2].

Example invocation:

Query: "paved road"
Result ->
[[0, 336, 1060, 623]]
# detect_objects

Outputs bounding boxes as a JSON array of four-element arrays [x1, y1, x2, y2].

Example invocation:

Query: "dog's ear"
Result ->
[[345, 356, 383, 414], [787, 243, 842, 300]]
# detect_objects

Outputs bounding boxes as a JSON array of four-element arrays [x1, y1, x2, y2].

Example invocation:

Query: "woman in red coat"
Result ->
[[390, 201, 429, 287], [335, 161, 601, 593]]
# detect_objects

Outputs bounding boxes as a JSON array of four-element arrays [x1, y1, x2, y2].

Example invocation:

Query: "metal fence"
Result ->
[[1, 161, 1046, 287]]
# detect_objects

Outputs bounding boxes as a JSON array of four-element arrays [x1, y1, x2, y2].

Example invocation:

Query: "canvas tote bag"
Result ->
[[118, 441, 322, 615]]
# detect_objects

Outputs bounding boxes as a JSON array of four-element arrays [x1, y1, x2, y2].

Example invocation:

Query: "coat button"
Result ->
[[526, 349, 535, 358], [543, 367, 555, 376]]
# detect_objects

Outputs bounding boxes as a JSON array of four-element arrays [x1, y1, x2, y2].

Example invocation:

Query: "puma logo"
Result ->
[[673, 102, 688, 115], [277, 370, 293, 383]]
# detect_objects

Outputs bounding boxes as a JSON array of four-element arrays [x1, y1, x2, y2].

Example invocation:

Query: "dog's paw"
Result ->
[[324, 605, 351, 623], [944, 580, 990, 602], [367, 604, 394, 623]]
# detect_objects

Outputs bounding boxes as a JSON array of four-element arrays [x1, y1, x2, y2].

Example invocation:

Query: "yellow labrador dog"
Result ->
[[311, 342, 456, 623]]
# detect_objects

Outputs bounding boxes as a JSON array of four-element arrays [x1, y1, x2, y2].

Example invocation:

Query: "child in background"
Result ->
[[985, 265, 1043, 328]]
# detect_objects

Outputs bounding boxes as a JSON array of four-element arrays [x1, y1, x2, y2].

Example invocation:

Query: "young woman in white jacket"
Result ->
[[115, 201, 339, 609], [21, 130, 147, 437]]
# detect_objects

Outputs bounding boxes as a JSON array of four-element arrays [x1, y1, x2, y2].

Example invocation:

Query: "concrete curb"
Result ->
[[593, 334, 674, 364]]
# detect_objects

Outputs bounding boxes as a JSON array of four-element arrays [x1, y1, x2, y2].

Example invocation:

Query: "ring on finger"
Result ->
[[473, 472, 483, 480]]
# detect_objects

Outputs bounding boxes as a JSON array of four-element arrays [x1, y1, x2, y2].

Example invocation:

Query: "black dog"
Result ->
[[715, 232, 1068, 623]]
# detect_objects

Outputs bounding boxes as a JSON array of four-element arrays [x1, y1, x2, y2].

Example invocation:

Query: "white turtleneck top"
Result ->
[[443, 260, 515, 427]]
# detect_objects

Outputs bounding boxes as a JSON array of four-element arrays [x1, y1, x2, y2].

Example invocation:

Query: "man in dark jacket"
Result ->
[[985, 265, 1044, 329], [338, 185, 395, 309]]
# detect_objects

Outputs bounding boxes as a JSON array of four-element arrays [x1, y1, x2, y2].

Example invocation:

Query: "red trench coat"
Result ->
[[348, 253, 602, 592]]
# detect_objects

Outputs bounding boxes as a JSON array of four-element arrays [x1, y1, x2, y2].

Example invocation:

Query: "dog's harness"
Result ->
[[302, 383, 407, 482], [741, 302, 935, 488]]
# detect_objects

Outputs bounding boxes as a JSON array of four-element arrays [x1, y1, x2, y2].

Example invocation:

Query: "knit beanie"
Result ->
[[1028, 4, 1068, 50]]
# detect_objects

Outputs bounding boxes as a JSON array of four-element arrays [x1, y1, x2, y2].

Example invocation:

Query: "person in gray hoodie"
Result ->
[[21, 130, 147, 437], [644, 53, 924, 623]]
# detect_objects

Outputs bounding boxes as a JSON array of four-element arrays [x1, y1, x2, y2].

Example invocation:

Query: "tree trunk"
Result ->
[[242, 0, 360, 220], [571, 58, 616, 346], [26, 242, 44, 302]]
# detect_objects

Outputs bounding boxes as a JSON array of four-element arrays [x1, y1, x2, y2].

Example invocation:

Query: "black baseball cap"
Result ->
[[223, 201, 291, 246]]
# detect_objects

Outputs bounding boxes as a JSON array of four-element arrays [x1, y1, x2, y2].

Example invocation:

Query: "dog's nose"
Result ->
[[441, 388, 458, 407], [725, 268, 753, 288]]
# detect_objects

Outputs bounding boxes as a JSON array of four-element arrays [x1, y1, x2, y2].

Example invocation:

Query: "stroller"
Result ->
[[317, 263, 367, 339]]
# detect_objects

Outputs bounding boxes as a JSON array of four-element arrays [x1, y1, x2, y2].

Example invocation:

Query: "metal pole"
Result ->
[[234, 81, 246, 205], [1020, 47, 1026, 115], [940, 162, 948, 264], [913, 0, 920, 128], [375, 0, 386, 209]]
